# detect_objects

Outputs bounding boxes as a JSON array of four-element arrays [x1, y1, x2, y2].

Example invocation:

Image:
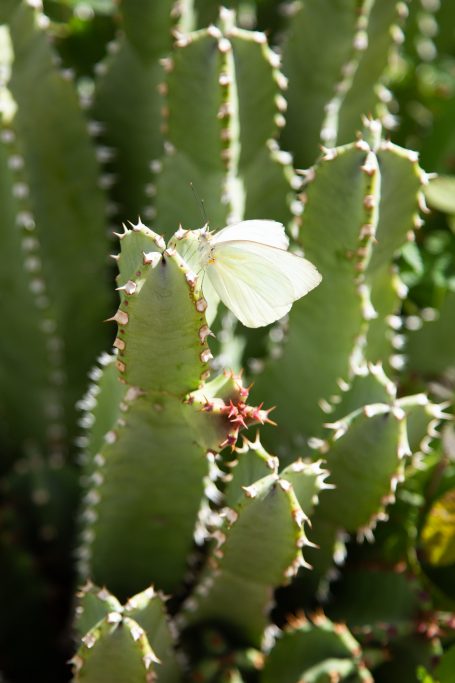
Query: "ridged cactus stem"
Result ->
[[154, 8, 295, 236], [0, 119, 66, 458], [78, 223, 275, 598], [252, 121, 427, 456], [320, 0, 374, 147]]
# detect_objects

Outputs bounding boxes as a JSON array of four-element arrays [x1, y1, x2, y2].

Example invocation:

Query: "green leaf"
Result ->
[[420, 489, 455, 566], [435, 645, 455, 683], [424, 175, 455, 215]]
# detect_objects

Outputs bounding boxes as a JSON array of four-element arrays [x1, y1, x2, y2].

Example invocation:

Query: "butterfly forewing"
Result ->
[[214, 240, 321, 297], [193, 218, 322, 328], [212, 220, 290, 250], [205, 241, 320, 327]]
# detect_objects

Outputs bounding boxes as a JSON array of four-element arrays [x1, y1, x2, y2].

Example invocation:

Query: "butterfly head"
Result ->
[[198, 226, 216, 265]]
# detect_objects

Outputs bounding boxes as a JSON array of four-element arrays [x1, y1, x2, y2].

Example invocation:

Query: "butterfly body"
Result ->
[[197, 228, 216, 265]]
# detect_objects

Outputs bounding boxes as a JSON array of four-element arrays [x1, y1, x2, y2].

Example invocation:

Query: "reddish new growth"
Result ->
[[219, 374, 275, 449], [195, 372, 275, 450]]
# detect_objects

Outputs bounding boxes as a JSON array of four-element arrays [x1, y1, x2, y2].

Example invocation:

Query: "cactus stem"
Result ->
[[273, 71, 288, 90], [174, 225, 187, 239], [116, 280, 137, 295], [198, 325, 215, 343], [113, 338, 126, 351], [207, 24, 222, 38], [219, 72, 231, 86], [144, 183, 157, 197], [141, 251, 161, 267], [106, 309, 129, 325], [196, 297, 208, 312], [174, 32, 191, 48], [320, 146, 337, 161], [185, 271, 197, 286], [94, 62, 108, 77], [200, 349, 213, 363], [417, 191, 431, 214], [218, 37, 232, 53], [0, 128, 15, 143]]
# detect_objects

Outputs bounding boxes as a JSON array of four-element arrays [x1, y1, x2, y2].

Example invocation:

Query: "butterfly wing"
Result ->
[[211, 220, 289, 250], [206, 241, 321, 327]]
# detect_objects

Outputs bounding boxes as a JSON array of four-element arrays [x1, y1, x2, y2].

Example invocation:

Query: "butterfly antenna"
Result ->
[[190, 182, 208, 228]]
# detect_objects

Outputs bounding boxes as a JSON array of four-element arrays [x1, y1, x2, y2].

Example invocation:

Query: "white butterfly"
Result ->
[[197, 220, 322, 328]]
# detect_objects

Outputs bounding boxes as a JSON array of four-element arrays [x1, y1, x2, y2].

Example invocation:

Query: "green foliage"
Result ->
[[1, 2, 454, 683]]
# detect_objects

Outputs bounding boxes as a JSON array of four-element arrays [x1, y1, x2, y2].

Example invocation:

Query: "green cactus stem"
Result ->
[[5, 0, 111, 442], [182, 441, 328, 646], [261, 612, 373, 683], [78, 223, 274, 597], [73, 582, 181, 683], [91, 0, 175, 224], [154, 9, 295, 237], [281, 0, 406, 167], [252, 123, 426, 457]]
